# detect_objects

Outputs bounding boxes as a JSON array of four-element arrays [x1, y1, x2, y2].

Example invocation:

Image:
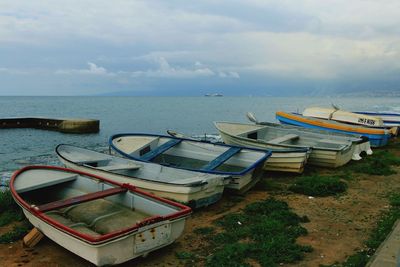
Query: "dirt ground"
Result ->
[[1, 145, 400, 267]]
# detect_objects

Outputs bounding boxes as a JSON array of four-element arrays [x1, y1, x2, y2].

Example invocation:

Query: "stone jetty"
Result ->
[[0, 117, 99, 133]]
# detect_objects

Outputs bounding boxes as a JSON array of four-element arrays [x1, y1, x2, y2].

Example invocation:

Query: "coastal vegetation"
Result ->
[[0, 189, 30, 243], [178, 198, 312, 267], [344, 150, 400, 176], [289, 174, 347, 197]]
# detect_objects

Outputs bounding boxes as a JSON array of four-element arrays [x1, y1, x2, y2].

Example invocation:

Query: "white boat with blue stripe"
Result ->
[[109, 133, 272, 193]]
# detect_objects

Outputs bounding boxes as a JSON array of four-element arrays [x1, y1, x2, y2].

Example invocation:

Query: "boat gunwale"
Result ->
[[10, 165, 192, 245], [55, 144, 220, 188], [109, 133, 273, 176]]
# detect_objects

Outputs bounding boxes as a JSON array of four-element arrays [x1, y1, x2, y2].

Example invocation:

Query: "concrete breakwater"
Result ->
[[0, 117, 100, 133]]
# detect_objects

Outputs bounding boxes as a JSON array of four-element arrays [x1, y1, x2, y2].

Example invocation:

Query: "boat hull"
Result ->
[[22, 209, 186, 266], [276, 111, 391, 147], [354, 111, 400, 129], [218, 131, 308, 173]]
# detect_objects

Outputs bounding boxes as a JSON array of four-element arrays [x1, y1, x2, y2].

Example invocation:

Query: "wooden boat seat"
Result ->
[[201, 147, 241, 171], [15, 174, 78, 193], [140, 139, 182, 161], [269, 134, 299, 144], [96, 163, 141, 171], [37, 187, 127, 212]]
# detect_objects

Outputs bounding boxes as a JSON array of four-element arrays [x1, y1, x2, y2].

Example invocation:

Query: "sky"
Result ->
[[1, 0, 400, 96]]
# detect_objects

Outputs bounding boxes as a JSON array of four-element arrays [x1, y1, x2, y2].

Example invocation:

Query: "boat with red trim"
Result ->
[[10, 166, 191, 266]]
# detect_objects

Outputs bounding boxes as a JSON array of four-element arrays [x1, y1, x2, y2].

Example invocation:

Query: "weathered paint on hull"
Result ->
[[22, 209, 186, 266], [308, 146, 355, 168], [219, 132, 308, 173]]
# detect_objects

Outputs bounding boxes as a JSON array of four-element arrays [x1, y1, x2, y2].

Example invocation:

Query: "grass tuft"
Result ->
[[0, 222, 31, 244], [0, 190, 19, 213], [289, 175, 347, 197], [175, 251, 197, 260], [344, 150, 400, 176], [0, 189, 25, 226], [205, 198, 312, 267]]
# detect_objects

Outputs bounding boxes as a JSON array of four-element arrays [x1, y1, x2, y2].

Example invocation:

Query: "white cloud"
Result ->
[[130, 57, 215, 78], [0, 67, 41, 75], [219, 71, 240, 78], [55, 62, 114, 76]]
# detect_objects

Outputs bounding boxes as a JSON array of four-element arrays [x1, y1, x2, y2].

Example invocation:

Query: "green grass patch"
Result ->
[[0, 189, 19, 213], [344, 150, 400, 176], [0, 221, 31, 244], [175, 251, 197, 260], [335, 193, 400, 267], [0, 210, 25, 227], [205, 198, 312, 267], [0, 189, 24, 226], [289, 175, 347, 197]]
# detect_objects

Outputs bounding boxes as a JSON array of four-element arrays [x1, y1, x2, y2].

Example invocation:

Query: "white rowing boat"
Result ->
[[246, 112, 372, 160], [109, 133, 271, 193], [56, 144, 229, 208], [10, 166, 191, 266], [215, 121, 356, 168]]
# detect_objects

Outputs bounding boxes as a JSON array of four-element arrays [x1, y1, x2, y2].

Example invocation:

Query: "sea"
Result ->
[[1, 96, 399, 188]]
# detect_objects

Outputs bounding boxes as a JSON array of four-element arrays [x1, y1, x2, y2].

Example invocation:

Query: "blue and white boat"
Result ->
[[276, 111, 391, 147], [109, 133, 272, 193]]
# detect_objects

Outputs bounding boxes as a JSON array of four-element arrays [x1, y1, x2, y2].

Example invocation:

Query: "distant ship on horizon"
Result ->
[[204, 93, 223, 97]]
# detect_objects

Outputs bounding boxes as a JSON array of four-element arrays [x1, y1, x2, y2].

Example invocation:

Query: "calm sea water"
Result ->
[[1, 96, 399, 180]]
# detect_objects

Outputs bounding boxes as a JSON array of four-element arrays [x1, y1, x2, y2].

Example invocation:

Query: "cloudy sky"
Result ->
[[1, 0, 400, 96]]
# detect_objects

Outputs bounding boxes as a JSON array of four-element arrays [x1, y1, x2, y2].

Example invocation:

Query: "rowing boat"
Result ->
[[246, 112, 372, 160], [215, 121, 355, 168], [109, 133, 271, 193], [56, 144, 229, 208], [276, 111, 391, 147], [10, 166, 191, 266]]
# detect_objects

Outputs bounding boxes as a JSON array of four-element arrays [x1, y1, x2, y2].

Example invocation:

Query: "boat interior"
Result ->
[[113, 136, 268, 173], [15, 169, 179, 238], [236, 126, 349, 151], [58, 145, 217, 186]]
